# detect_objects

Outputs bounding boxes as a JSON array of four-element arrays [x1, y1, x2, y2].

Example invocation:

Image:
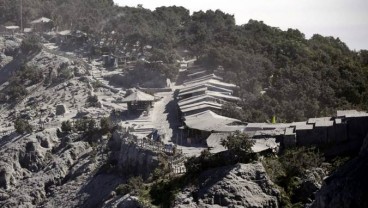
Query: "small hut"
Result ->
[[4, 26, 20, 34], [121, 90, 154, 111], [30, 17, 53, 33]]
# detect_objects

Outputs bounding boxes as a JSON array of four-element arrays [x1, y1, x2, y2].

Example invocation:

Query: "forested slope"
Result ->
[[1, 1, 368, 122]]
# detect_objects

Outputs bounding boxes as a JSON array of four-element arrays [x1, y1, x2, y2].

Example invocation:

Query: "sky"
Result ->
[[114, 0, 368, 51]]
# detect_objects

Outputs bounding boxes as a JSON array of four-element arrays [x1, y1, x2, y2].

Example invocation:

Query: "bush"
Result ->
[[61, 120, 72, 133], [86, 95, 100, 107], [75, 118, 96, 133], [281, 147, 324, 177], [262, 147, 325, 206], [116, 176, 144, 196], [115, 184, 130, 196], [14, 118, 33, 134], [100, 117, 112, 134], [21, 35, 41, 54]]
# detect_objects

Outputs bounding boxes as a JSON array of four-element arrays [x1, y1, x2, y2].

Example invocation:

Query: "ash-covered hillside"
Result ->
[[1, 1, 368, 208]]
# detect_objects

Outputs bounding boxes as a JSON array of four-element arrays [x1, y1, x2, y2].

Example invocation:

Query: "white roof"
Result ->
[[178, 94, 221, 107], [285, 127, 296, 135], [184, 110, 245, 132], [251, 138, 278, 153], [181, 102, 222, 114], [181, 101, 222, 110], [121, 90, 154, 102], [206, 91, 241, 101], [295, 124, 314, 130], [187, 70, 207, 77], [336, 110, 368, 118], [207, 133, 230, 153], [181, 83, 233, 94], [58, 30, 71, 36], [23, 28, 33, 33], [178, 87, 207, 97], [184, 74, 223, 83], [31, 17, 52, 24], [315, 120, 334, 127], [184, 78, 237, 89], [308, 117, 331, 124], [5, 26, 19, 30]]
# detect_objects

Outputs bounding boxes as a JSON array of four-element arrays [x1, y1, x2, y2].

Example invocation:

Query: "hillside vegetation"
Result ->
[[1, 0, 368, 122]]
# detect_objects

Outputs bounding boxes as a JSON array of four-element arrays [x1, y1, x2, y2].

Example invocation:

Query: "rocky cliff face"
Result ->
[[117, 142, 159, 180], [309, 134, 368, 208], [0, 131, 95, 207], [174, 162, 280, 208]]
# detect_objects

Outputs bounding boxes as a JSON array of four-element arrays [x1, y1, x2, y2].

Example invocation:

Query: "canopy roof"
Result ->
[[121, 90, 154, 103], [31, 17, 52, 24], [184, 110, 244, 132]]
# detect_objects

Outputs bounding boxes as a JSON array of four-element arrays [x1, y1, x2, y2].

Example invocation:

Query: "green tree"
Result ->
[[221, 131, 255, 161]]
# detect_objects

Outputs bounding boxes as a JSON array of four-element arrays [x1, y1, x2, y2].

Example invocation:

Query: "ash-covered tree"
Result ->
[[14, 118, 33, 134], [61, 120, 73, 133], [100, 117, 112, 134]]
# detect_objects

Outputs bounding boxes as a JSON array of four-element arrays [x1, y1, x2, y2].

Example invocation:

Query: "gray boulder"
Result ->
[[174, 162, 280, 208], [56, 104, 67, 115]]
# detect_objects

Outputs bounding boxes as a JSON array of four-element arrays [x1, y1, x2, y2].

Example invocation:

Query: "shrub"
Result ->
[[21, 35, 41, 54], [61, 120, 72, 133], [14, 118, 33, 134], [86, 95, 100, 107], [115, 184, 130, 196], [100, 117, 112, 134]]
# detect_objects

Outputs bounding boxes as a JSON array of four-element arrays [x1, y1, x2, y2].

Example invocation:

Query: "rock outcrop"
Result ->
[[0, 130, 95, 207], [309, 134, 368, 208], [174, 162, 280, 208], [117, 141, 159, 180]]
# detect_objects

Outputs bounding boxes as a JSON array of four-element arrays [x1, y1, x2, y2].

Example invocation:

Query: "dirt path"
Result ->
[[151, 91, 180, 144]]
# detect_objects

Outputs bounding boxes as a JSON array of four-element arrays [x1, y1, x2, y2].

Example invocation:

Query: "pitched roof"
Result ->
[[180, 83, 233, 94], [184, 78, 237, 89], [184, 110, 245, 132], [121, 90, 154, 102], [181, 102, 223, 114], [178, 94, 221, 107], [206, 91, 241, 101]]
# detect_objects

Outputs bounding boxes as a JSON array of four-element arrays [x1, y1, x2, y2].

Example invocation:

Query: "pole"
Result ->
[[20, 0, 23, 32]]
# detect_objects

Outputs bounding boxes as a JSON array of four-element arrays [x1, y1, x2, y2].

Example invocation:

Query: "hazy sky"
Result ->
[[114, 0, 368, 50]]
